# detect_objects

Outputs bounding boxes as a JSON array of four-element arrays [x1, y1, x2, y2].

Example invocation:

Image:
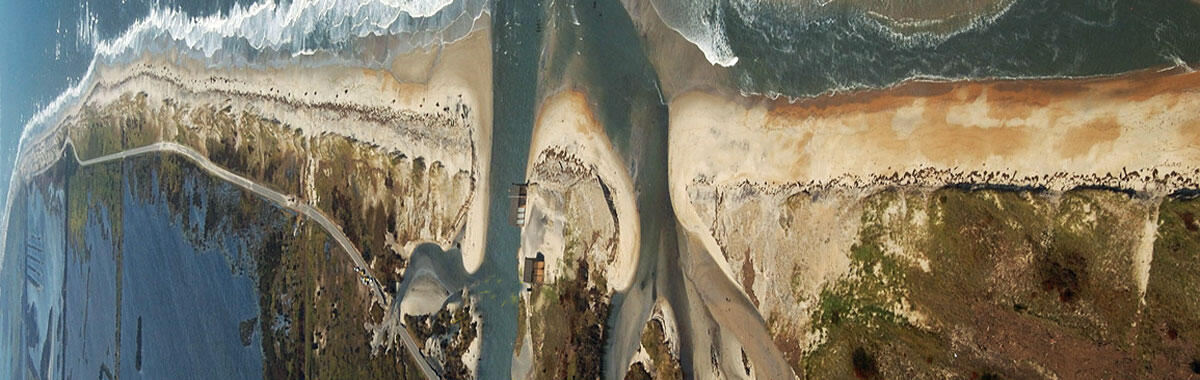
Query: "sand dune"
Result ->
[[525, 90, 641, 292]]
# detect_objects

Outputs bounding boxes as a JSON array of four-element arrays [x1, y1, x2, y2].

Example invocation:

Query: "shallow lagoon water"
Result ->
[[114, 163, 263, 379], [0, 177, 67, 379], [54, 156, 282, 379]]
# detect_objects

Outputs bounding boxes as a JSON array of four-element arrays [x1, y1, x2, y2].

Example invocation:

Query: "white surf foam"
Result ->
[[648, 0, 739, 67]]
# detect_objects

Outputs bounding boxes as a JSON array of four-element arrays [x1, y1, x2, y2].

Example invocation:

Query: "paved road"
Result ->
[[69, 141, 440, 380]]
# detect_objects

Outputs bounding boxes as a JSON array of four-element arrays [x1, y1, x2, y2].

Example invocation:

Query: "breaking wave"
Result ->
[[22, 0, 485, 145], [649, 0, 1016, 68], [652, 0, 1200, 100], [648, 0, 738, 67]]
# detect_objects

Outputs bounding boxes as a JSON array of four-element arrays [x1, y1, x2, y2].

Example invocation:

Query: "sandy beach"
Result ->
[[670, 69, 1200, 285], [524, 90, 641, 292]]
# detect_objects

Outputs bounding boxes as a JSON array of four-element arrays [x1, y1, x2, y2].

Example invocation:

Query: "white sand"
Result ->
[[1134, 207, 1159, 304], [523, 91, 642, 291], [670, 70, 1200, 286], [399, 274, 452, 317]]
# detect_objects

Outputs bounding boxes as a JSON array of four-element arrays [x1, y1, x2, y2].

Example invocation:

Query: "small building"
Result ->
[[522, 252, 545, 285], [508, 183, 530, 227]]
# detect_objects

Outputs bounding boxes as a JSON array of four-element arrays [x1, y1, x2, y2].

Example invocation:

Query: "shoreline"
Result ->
[[524, 90, 641, 292], [670, 67, 1200, 317], [673, 68, 1200, 193]]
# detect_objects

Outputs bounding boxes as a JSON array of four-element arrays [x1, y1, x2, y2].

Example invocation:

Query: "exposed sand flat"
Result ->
[[525, 91, 641, 291], [74, 33, 489, 177], [670, 68, 1200, 321]]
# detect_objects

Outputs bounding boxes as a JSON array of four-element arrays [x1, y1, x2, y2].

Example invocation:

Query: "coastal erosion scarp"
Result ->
[[672, 68, 1200, 196], [671, 67, 1200, 283], [524, 91, 640, 292]]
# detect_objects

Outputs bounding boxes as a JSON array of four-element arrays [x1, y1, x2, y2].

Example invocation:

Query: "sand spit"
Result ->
[[524, 90, 641, 292]]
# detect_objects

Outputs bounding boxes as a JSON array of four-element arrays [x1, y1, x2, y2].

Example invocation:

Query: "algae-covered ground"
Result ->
[[624, 317, 683, 380], [520, 149, 622, 380]]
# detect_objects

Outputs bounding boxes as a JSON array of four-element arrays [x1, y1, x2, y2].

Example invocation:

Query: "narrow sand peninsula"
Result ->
[[670, 69, 1200, 282], [523, 90, 641, 291]]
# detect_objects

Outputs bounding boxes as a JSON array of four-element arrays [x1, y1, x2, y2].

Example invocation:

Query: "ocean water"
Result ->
[[655, 0, 1200, 98], [0, 177, 67, 380], [61, 181, 121, 380], [0, 0, 254, 237], [115, 161, 265, 379]]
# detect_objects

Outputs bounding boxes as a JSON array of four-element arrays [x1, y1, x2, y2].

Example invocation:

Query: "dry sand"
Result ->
[[671, 69, 1200, 284], [523, 90, 642, 291]]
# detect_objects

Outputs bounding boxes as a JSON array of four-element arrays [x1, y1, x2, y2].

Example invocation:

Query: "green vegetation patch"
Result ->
[[66, 160, 124, 258], [404, 301, 478, 379], [1139, 196, 1200, 378], [803, 187, 1160, 378], [632, 318, 682, 380], [528, 259, 610, 380]]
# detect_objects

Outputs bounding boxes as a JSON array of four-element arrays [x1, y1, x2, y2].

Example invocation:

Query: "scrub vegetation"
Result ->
[[627, 318, 682, 380], [70, 93, 476, 295], [405, 302, 478, 379], [797, 187, 1199, 378]]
